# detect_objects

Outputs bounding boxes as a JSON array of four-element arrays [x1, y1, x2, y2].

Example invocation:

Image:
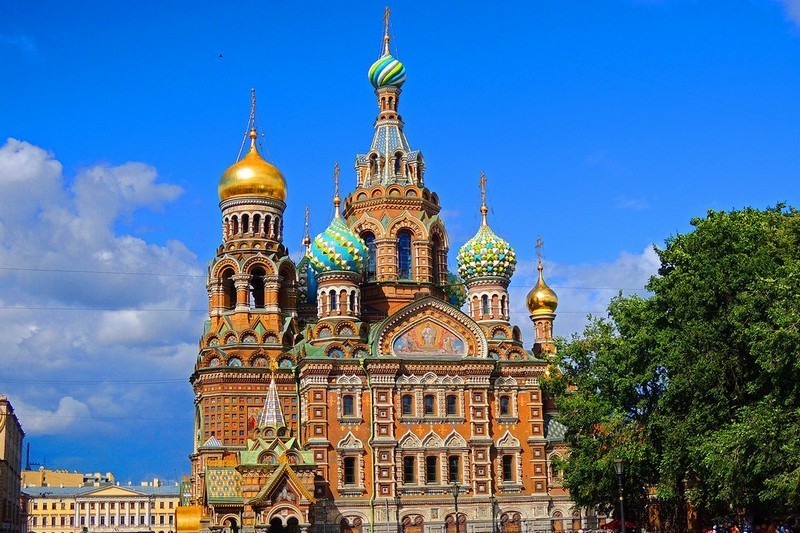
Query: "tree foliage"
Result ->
[[545, 205, 800, 527]]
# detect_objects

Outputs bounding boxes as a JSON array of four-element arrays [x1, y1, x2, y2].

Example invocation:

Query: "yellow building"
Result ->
[[22, 470, 115, 489], [23, 483, 179, 533], [0, 396, 25, 533]]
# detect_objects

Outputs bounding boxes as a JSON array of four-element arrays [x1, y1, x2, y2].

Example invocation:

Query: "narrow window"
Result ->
[[330, 289, 338, 311], [343, 395, 355, 417], [500, 396, 510, 416], [403, 456, 415, 484], [448, 455, 460, 483], [242, 213, 250, 233], [446, 395, 457, 416], [397, 231, 412, 280], [344, 457, 356, 484], [221, 268, 236, 310], [402, 394, 413, 415], [481, 294, 489, 316], [363, 232, 377, 281], [424, 394, 435, 416], [249, 267, 265, 309], [502, 455, 514, 482], [426, 456, 438, 483]]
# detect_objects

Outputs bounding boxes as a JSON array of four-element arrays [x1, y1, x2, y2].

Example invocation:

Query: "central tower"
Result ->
[[343, 12, 449, 317]]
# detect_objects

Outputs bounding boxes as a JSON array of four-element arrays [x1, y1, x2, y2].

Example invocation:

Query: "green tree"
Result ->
[[546, 206, 800, 528]]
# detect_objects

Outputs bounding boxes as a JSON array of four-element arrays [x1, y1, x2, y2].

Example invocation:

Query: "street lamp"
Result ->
[[490, 496, 499, 533], [321, 500, 328, 533], [451, 482, 460, 533], [612, 458, 626, 533]]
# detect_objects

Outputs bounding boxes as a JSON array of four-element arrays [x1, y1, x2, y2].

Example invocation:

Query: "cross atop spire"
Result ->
[[536, 235, 544, 272], [479, 171, 488, 226], [382, 6, 391, 56], [333, 161, 341, 218], [302, 204, 311, 254]]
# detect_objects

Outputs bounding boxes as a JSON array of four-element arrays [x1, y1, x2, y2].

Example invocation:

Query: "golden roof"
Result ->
[[218, 129, 287, 202], [526, 263, 558, 316]]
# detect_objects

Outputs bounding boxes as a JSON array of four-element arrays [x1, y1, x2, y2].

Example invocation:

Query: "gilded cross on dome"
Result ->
[[479, 171, 488, 226], [302, 204, 311, 254], [333, 161, 341, 217], [536, 235, 544, 270], [383, 6, 391, 55]]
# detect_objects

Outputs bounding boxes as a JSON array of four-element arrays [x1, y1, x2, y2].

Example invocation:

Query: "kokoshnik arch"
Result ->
[[180, 11, 587, 533]]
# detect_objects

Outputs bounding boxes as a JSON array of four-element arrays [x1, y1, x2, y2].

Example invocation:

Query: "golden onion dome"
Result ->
[[526, 263, 559, 316], [218, 129, 287, 202]]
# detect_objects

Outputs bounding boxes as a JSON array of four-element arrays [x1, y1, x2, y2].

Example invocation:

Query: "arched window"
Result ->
[[499, 395, 510, 416], [431, 234, 443, 284], [394, 152, 402, 175], [330, 290, 338, 311], [249, 267, 265, 309], [344, 457, 356, 485], [502, 455, 514, 482], [402, 394, 413, 415], [363, 232, 377, 281], [232, 216, 239, 235], [448, 455, 460, 482], [425, 456, 438, 483], [221, 268, 236, 310], [403, 456, 415, 484], [446, 395, 457, 416], [343, 395, 355, 416], [397, 230, 412, 280], [481, 295, 490, 316], [349, 291, 356, 314], [252, 214, 261, 235], [423, 394, 435, 416]]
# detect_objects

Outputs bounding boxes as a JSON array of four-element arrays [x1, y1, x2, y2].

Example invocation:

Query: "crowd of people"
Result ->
[[705, 521, 798, 533]]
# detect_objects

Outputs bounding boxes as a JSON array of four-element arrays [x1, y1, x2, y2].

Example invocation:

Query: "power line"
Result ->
[[0, 266, 203, 278]]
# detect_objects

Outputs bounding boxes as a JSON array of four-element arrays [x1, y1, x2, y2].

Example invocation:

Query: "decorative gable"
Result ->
[[375, 297, 487, 358]]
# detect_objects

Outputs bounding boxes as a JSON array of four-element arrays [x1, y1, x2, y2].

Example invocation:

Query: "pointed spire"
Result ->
[[257, 370, 286, 428], [302, 204, 311, 255], [382, 6, 391, 56], [479, 171, 488, 226], [536, 235, 544, 276], [247, 88, 258, 150], [333, 161, 341, 218]]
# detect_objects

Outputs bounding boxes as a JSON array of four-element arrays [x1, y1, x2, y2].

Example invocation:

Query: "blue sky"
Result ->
[[1, 1, 799, 483]]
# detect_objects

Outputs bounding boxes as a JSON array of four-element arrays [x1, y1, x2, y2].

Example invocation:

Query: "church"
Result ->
[[179, 12, 586, 533]]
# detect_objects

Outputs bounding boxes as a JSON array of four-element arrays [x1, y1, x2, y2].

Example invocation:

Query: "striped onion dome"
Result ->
[[309, 216, 367, 274], [369, 53, 406, 88]]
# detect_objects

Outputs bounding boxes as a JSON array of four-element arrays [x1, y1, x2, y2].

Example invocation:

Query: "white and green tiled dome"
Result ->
[[309, 216, 367, 274], [457, 224, 517, 281]]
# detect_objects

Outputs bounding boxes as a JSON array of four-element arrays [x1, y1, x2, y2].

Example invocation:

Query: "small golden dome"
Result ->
[[526, 263, 558, 316], [218, 129, 287, 202]]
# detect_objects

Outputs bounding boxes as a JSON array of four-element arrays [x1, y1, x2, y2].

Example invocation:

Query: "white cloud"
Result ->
[[0, 139, 203, 439], [508, 246, 660, 340], [12, 396, 91, 435]]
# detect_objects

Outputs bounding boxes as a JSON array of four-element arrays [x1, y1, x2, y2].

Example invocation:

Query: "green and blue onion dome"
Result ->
[[369, 53, 406, 88], [456, 208, 517, 281], [309, 215, 368, 274]]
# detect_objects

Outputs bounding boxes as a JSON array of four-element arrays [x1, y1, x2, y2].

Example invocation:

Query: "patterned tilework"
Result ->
[[309, 216, 367, 273], [457, 224, 517, 281], [205, 467, 242, 502], [544, 415, 567, 441], [257, 378, 286, 428]]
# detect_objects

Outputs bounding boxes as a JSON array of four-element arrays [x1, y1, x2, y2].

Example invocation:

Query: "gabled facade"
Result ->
[[185, 12, 586, 533]]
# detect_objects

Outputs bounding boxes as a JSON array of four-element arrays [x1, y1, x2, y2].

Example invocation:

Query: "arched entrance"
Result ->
[[445, 514, 466, 533], [500, 512, 521, 533], [401, 515, 423, 533], [268, 516, 300, 533], [224, 517, 240, 533]]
